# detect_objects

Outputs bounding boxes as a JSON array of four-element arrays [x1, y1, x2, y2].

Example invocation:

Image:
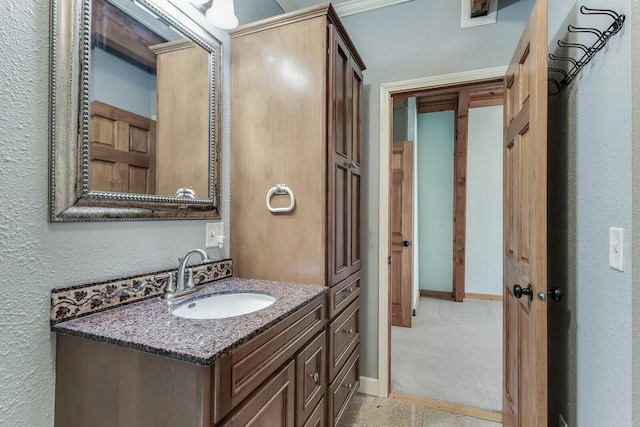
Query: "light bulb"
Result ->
[[206, 0, 239, 29]]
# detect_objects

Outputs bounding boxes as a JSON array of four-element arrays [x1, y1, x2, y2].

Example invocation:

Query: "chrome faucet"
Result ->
[[159, 249, 209, 300]]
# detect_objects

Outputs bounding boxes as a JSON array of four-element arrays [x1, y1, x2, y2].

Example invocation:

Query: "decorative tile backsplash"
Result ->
[[51, 259, 233, 324]]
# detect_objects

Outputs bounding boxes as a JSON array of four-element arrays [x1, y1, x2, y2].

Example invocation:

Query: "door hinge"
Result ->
[[388, 256, 391, 265]]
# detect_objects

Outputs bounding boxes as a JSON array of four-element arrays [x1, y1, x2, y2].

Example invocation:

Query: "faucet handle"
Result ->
[[185, 268, 196, 289], [155, 272, 176, 293]]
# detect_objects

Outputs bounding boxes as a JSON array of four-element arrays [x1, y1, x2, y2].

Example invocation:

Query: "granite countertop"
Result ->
[[51, 277, 327, 366]]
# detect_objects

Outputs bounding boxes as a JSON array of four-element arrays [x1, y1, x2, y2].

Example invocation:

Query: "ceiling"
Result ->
[[274, 0, 414, 17]]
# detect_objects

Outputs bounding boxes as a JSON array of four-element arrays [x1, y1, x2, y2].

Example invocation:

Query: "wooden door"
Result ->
[[391, 141, 414, 328], [330, 25, 353, 286], [502, 0, 548, 425], [89, 101, 156, 194]]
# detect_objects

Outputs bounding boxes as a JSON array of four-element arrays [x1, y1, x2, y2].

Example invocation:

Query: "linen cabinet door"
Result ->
[[349, 62, 363, 274], [330, 25, 353, 286]]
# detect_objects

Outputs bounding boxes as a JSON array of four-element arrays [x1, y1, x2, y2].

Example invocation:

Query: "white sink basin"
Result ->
[[172, 292, 277, 320]]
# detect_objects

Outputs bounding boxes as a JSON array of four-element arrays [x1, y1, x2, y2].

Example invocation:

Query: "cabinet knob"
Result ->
[[310, 373, 319, 383], [344, 383, 353, 390], [343, 328, 354, 335], [348, 287, 354, 293]]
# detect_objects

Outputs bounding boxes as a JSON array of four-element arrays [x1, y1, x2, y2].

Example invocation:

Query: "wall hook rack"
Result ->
[[548, 6, 625, 96]]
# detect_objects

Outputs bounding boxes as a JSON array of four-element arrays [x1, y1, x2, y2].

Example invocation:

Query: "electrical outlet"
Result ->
[[559, 414, 568, 427], [205, 222, 224, 248]]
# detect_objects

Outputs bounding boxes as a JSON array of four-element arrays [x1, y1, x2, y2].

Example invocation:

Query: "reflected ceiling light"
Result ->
[[206, 0, 239, 30], [188, 0, 209, 4]]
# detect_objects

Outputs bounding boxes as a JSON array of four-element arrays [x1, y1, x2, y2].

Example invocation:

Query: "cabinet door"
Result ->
[[296, 332, 326, 426], [349, 62, 363, 273], [220, 360, 295, 427], [330, 26, 354, 286]]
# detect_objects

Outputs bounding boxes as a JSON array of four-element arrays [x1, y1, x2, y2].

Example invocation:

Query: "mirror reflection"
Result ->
[[89, 0, 211, 199]]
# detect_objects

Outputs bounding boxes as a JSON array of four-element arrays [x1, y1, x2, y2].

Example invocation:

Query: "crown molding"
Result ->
[[334, 0, 413, 17]]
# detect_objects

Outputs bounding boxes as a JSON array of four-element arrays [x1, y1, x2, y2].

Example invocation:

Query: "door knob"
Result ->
[[548, 287, 563, 302], [513, 284, 533, 300], [402, 240, 410, 247]]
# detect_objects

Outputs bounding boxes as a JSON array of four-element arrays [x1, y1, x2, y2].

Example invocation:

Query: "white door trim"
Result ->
[[376, 65, 508, 398]]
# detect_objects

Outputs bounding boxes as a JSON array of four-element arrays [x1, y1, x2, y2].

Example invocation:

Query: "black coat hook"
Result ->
[[547, 5, 625, 96]]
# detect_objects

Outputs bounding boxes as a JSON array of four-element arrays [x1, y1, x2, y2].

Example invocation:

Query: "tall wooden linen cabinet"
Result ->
[[230, 4, 365, 426]]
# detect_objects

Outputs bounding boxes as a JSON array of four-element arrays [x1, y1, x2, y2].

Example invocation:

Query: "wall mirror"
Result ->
[[50, 0, 221, 221]]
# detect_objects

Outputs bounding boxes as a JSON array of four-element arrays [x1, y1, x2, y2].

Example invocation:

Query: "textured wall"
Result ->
[[465, 106, 503, 296], [547, 1, 632, 426], [416, 111, 454, 292], [0, 0, 281, 425], [633, 2, 640, 426], [340, 0, 535, 376]]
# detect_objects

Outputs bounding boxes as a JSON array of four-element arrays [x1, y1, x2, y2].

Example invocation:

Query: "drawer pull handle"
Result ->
[[310, 373, 319, 382], [343, 328, 354, 335], [344, 383, 353, 390], [348, 287, 354, 293]]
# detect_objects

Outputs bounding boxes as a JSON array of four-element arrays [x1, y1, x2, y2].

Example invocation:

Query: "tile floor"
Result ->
[[341, 393, 502, 426]]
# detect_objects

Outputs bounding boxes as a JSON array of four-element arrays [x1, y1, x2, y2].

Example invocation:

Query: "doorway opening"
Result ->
[[381, 69, 506, 423]]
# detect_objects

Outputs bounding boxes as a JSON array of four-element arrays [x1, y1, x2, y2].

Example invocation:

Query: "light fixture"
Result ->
[[188, 0, 209, 4], [205, 0, 239, 30]]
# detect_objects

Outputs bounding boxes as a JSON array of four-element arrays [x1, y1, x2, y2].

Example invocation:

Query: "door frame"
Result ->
[[376, 66, 507, 398]]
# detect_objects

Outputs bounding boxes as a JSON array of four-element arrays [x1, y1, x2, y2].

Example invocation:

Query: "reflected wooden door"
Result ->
[[89, 101, 156, 194], [502, 0, 548, 425], [391, 140, 414, 328]]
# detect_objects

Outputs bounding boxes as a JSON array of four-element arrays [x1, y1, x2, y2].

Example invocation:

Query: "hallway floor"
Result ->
[[342, 393, 502, 426], [391, 296, 503, 411]]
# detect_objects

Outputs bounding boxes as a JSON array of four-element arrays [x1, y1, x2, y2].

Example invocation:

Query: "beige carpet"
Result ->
[[391, 296, 502, 412]]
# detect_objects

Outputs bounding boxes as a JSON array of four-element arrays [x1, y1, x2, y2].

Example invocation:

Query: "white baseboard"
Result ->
[[358, 376, 380, 396]]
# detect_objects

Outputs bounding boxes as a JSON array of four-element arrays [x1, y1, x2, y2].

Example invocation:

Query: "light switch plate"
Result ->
[[206, 222, 224, 248], [609, 227, 624, 271]]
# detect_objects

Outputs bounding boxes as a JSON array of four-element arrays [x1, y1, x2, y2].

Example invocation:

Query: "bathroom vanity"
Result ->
[[52, 278, 335, 427]]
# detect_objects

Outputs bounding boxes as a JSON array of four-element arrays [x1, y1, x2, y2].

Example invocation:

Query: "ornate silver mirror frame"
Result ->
[[49, 0, 221, 222]]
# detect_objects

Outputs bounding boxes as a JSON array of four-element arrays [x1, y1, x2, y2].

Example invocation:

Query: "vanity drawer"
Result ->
[[328, 345, 359, 427], [328, 297, 359, 381], [296, 331, 326, 426], [213, 296, 325, 424], [327, 272, 360, 319]]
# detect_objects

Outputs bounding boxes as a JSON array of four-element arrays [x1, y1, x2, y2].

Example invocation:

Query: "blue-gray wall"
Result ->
[[0, 0, 283, 425], [632, 3, 640, 427], [416, 111, 454, 293], [90, 46, 157, 118], [465, 105, 503, 296], [408, 97, 420, 310]]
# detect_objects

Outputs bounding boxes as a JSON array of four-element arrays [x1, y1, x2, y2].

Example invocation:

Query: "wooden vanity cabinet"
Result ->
[[54, 297, 326, 427], [230, 6, 365, 425]]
